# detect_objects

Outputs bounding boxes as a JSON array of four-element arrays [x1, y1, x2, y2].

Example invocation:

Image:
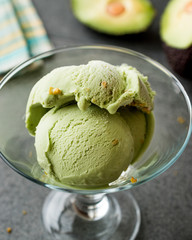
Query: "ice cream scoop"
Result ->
[[25, 60, 155, 188], [26, 60, 155, 135], [119, 107, 154, 163], [35, 104, 151, 187]]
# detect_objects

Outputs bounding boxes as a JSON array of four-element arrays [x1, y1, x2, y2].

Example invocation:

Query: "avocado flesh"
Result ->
[[160, 0, 192, 77], [71, 0, 155, 35], [160, 0, 192, 49]]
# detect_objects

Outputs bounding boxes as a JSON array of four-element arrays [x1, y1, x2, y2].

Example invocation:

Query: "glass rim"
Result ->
[[0, 45, 192, 194]]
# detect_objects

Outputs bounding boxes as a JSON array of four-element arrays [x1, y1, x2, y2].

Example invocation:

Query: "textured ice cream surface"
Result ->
[[119, 107, 154, 163], [26, 60, 155, 135], [26, 60, 155, 188], [119, 107, 146, 161], [74, 60, 126, 111], [35, 105, 135, 187]]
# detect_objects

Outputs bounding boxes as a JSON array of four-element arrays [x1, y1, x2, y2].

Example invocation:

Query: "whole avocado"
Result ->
[[71, 0, 155, 35], [160, 0, 192, 78]]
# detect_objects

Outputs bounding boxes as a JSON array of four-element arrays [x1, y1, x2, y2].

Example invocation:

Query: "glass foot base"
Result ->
[[42, 191, 140, 240]]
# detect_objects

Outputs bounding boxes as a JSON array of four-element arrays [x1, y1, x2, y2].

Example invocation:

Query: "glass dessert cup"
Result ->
[[0, 46, 191, 240]]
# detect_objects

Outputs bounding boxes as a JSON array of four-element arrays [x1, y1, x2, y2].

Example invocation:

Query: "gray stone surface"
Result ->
[[0, 0, 192, 239]]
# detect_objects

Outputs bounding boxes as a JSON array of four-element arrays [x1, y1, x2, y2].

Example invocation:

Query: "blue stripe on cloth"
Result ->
[[7, 12, 40, 23], [19, 25, 46, 35], [26, 35, 50, 44], [0, 0, 53, 74], [11, 0, 32, 10]]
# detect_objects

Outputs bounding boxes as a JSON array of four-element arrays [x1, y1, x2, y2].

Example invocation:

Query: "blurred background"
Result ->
[[0, 0, 191, 239]]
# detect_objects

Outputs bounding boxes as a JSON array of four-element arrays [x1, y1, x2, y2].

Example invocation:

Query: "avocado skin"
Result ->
[[163, 43, 192, 78]]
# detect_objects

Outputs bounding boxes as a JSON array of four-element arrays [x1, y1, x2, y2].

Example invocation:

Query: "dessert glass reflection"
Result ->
[[0, 46, 191, 240]]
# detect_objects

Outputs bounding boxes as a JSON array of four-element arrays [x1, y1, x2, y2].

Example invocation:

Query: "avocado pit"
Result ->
[[184, 1, 192, 13], [106, 2, 125, 16]]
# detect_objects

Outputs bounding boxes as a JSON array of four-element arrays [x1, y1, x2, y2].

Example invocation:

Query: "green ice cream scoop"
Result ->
[[35, 105, 135, 187], [26, 60, 155, 135], [119, 107, 154, 163]]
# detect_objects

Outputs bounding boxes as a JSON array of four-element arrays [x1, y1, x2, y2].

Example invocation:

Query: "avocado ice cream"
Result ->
[[25, 60, 155, 188], [35, 105, 153, 187], [26, 60, 155, 136]]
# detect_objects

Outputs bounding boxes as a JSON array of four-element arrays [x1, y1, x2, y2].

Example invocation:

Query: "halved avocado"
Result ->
[[160, 0, 192, 77], [71, 0, 155, 35]]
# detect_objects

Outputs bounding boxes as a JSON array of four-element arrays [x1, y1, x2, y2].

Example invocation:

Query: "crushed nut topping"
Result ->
[[22, 210, 27, 215], [49, 87, 62, 95], [142, 107, 151, 114], [177, 116, 185, 124], [112, 139, 119, 146], [101, 81, 107, 88], [6, 227, 12, 234], [131, 177, 137, 183], [49, 87, 54, 95], [53, 88, 62, 95]]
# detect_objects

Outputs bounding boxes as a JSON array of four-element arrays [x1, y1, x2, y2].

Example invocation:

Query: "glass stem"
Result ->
[[72, 193, 110, 221]]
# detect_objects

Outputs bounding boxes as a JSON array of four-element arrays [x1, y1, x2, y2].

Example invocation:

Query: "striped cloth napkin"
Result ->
[[0, 0, 53, 74]]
